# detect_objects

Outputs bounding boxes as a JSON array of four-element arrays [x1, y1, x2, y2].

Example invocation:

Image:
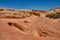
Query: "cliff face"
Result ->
[[0, 8, 60, 40]]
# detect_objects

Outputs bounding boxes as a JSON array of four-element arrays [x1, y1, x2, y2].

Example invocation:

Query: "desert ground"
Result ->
[[0, 8, 60, 40]]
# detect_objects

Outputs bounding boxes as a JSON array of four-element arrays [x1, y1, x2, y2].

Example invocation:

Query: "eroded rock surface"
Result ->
[[0, 8, 60, 40]]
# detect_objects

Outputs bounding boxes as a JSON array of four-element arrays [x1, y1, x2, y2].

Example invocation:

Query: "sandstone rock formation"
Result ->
[[0, 8, 60, 40]]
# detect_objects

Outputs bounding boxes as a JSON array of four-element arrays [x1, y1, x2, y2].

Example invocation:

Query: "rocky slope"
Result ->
[[0, 8, 60, 40]]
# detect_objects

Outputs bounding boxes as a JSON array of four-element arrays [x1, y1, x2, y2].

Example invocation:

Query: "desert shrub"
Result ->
[[46, 13, 60, 19], [0, 9, 4, 11], [32, 12, 40, 16], [24, 12, 32, 17]]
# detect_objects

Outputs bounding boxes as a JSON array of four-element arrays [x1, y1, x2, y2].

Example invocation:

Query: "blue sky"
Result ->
[[0, 0, 60, 10]]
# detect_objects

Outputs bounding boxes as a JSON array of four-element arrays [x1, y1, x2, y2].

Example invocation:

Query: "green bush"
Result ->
[[46, 13, 60, 19]]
